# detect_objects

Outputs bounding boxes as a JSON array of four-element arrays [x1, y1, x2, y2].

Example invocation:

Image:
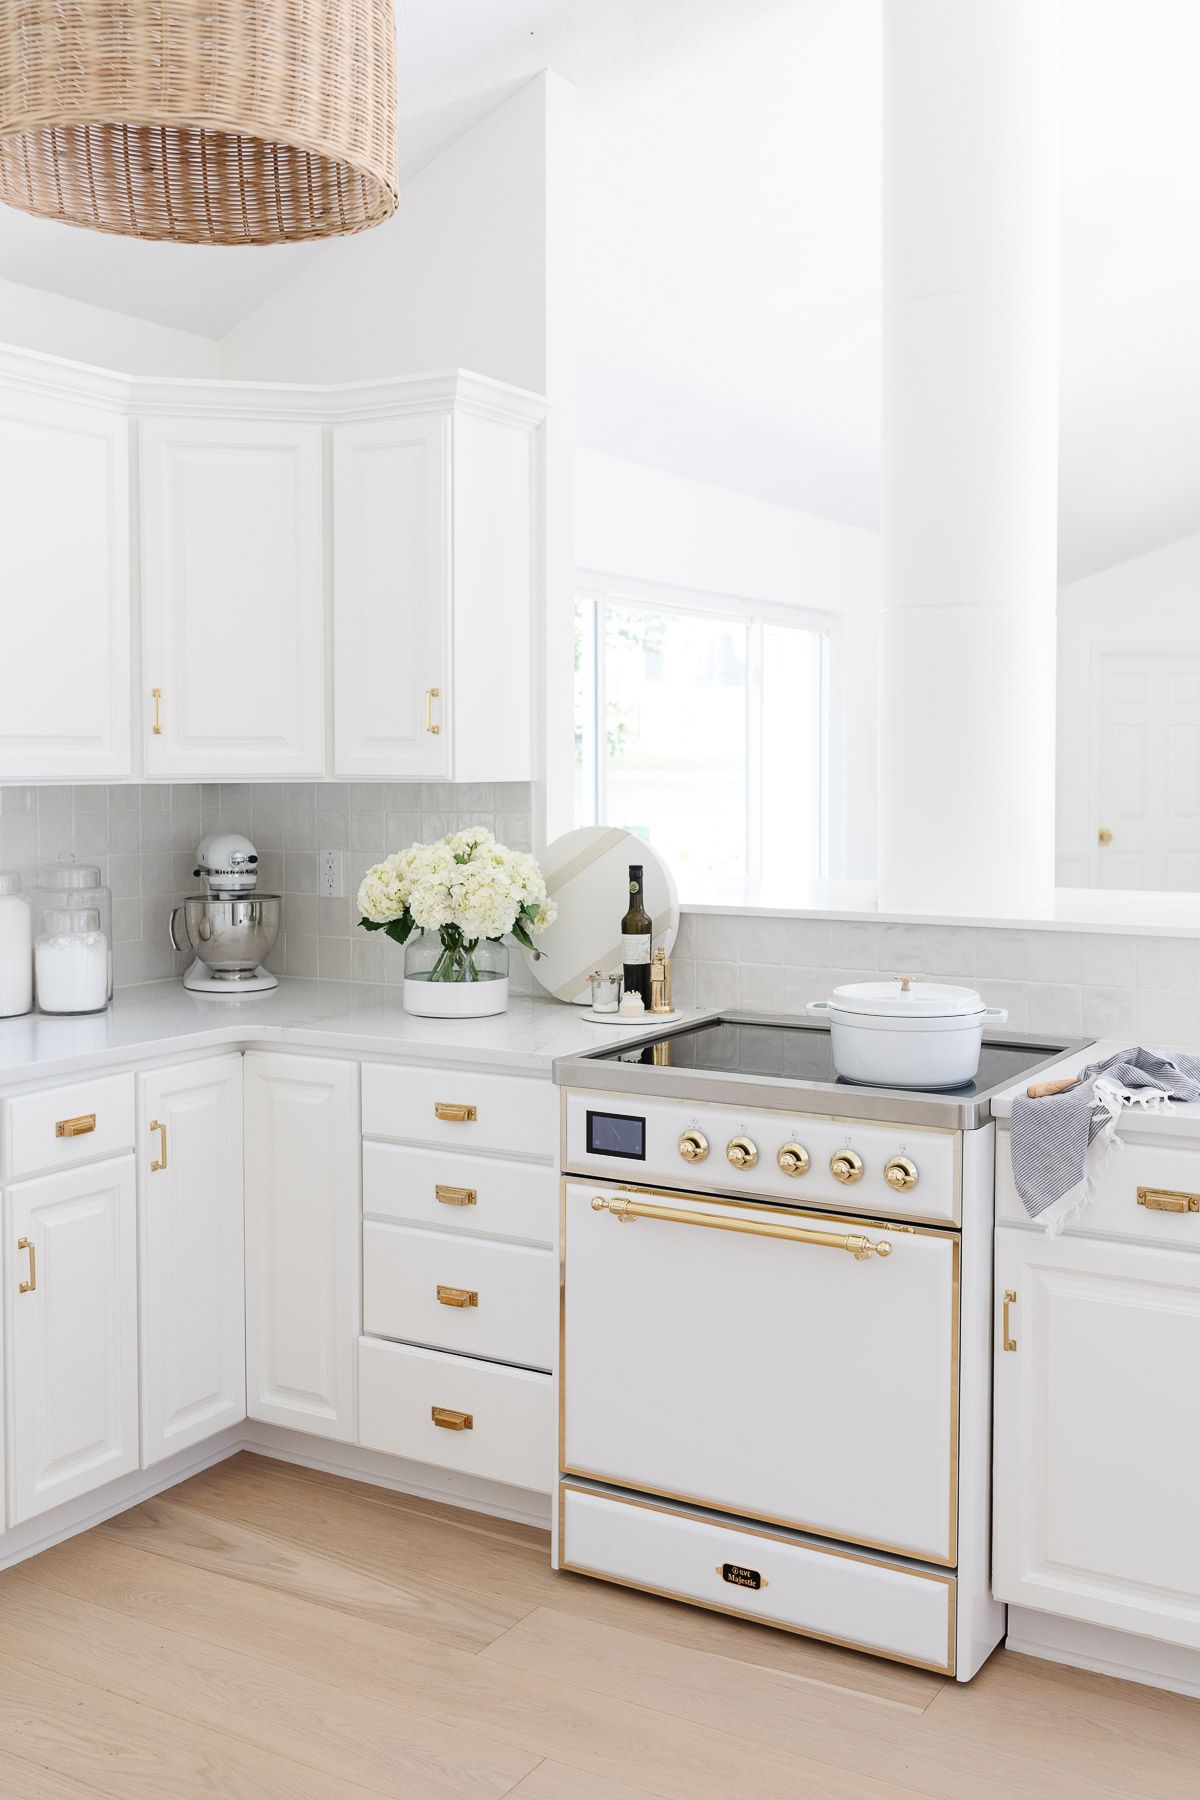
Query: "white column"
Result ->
[[878, 0, 1060, 918]]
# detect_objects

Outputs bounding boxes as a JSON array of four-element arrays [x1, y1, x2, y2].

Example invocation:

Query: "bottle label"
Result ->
[[622, 934, 651, 964]]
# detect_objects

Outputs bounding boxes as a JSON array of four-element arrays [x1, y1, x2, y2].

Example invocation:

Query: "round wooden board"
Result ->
[[528, 826, 680, 1005]]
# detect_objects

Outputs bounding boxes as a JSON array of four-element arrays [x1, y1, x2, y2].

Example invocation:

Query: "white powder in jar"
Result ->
[[35, 930, 109, 1014], [0, 891, 32, 1017]]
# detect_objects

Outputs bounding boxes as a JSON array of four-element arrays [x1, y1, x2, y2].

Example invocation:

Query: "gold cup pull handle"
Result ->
[[151, 687, 163, 735], [1137, 1186, 1200, 1213], [55, 1113, 96, 1138], [17, 1236, 36, 1294], [1003, 1289, 1017, 1352], [435, 1185, 477, 1207], [436, 1285, 478, 1308], [425, 687, 441, 735], [150, 1119, 168, 1173], [434, 1102, 476, 1123], [431, 1406, 473, 1431]]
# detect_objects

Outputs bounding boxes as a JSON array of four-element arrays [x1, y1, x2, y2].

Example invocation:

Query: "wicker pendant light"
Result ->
[[0, 1, 397, 245]]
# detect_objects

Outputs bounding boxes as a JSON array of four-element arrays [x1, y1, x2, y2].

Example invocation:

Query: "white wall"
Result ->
[[218, 76, 556, 391], [0, 275, 218, 376], [575, 447, 881, 879], [1057, 528, 1200, 883]]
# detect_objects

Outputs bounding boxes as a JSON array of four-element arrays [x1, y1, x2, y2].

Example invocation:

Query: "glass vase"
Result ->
[[402, 931, 509, 1017]]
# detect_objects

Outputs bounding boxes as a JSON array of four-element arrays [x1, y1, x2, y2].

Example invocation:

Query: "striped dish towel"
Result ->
[[1010, 1046, 1200, 1232]]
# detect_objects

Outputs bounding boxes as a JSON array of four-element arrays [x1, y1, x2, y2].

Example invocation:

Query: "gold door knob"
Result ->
[[726, 1136, 759, 1170], [678, 1129, 709, 1164], [884, 1155, 919, 1192], [1098, 827, 1112, 846], [830, 1150, 864, 1184], [777, 1143, 810, 1178]]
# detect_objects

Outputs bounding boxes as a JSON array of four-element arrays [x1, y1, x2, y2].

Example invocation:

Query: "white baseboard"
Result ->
[[1006, 1606, 1200, 1700], [0, 1423, 552, 1574]]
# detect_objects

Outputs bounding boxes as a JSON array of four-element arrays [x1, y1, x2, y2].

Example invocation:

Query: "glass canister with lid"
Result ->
[[0, 871, 33, 1018], [33, 858, 113, 1012]]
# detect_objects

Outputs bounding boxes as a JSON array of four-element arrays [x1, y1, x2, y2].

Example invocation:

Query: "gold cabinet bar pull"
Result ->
[[151, 687, 163, 735], [431, 1406, 473, 1431], [17, 1236, 36, 1294], [150, 1119, 168, 1173], [437, 1285, 478, 1308], [1137, 1186, 1200, 1213], [1003, 1289, 1017, 1352], [590, 1194, 892, 1261], [425, 687, 441, 734], [55, 1113, 96, 1138], [435, 1102, 476, 1123], [435, 1184, 476, 1207]]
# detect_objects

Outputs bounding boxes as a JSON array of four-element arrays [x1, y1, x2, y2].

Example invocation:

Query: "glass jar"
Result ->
[[33, 857, 112, 1002], [35, 907, 110, 1015], [0, 871, 33, 1018], [402, 932, 509, 1018]]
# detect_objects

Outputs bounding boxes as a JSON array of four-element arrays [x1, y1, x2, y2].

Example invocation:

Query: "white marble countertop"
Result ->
[[0, 980, 692, 1090], [990, 1036, 1200, 1137]]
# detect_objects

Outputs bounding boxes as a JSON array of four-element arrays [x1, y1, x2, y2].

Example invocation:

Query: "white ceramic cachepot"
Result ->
[[807, 978, 1008, 1089]]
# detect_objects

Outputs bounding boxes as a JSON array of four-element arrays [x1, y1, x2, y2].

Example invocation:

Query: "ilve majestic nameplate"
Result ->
[[719, 1561, 766, 1590]]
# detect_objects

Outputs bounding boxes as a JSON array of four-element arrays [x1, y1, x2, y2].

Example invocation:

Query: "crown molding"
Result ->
[[0, 342, 547, 431]]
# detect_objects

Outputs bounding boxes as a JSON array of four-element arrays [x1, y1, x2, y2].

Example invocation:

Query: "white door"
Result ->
[[0, 384, 131, 781], [5, 1157, 138, 1523], [1093, 650, 1200, 889], [332, 413, 451, 779], [994, 1225, 1200, 1648], [563, 1183, 959, 1565], [140, 415, 326, 778], [244, 1053, 359, 1440], [139, 1056, 245, 1466]]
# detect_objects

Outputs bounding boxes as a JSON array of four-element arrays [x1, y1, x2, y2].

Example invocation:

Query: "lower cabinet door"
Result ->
[[994, 1225, 1200, 1648], [139, 1056, 245, 1465], [5, 1156, 138, 1523], [244, 1053, 360, 1441]]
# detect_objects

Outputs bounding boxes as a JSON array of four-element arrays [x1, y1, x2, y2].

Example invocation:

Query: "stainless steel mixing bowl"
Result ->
[[169, 895, 282, 979]]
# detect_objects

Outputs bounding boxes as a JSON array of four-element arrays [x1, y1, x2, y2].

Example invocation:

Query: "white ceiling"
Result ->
[[0, 0, 1197, 579]]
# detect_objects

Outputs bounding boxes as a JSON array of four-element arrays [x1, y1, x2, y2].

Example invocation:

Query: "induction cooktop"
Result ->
[[555, 1012, 1090, 1130]]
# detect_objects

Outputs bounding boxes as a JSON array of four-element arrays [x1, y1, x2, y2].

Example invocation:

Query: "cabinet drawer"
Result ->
[[362, 1063, 556, 1160], [363, 1221, 555, 1369], [362, 1141, 556, 1245], [561, 1484, 955, 1675], [357, 1337, 553, 1493], [998, 1125, 1200, 1249], [2, 1073, 135, 1181]]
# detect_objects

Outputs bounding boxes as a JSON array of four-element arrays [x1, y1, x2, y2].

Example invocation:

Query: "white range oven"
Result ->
[[553, 1012, 1083, 1680]]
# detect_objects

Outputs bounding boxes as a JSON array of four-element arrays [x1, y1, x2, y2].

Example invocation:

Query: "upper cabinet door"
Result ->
[[141, 416, 326, 778], [0, 387, 131, 782], [332, 414, 451, 780]]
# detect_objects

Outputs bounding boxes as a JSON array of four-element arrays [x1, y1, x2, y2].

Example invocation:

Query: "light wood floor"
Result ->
[[0, 1454, 1194, 1798]]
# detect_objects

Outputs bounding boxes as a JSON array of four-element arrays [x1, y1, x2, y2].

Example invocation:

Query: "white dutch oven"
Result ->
[[807, 977, 1008, 1090]]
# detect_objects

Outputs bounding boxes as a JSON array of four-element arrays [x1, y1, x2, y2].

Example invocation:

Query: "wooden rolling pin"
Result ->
[[1025, 1074, 1083, 1099]]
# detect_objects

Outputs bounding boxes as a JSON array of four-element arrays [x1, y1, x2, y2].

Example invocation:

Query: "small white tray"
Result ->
[[583, 1009, 680, 1026]]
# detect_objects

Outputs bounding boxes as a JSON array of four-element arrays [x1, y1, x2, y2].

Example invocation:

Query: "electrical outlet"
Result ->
[[319, 849, 346, 899]]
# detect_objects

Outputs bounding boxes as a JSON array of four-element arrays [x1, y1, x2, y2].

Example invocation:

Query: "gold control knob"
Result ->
[[678, 1129, 709, 1164], [777, 1142, 811, 1178], [726, 1136, 759, 1170], [884, 1155, 919, 1192], [830, 1150, 864, 1184]]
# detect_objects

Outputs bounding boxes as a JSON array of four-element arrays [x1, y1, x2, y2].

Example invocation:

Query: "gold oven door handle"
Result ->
[[17, 1236, 36, 1294], [589, 1194, 892, 1261]]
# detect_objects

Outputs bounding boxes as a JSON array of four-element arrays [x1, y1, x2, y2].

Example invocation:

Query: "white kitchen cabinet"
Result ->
[[993, 1224, 1200, 1649], [4, 1157, 138, 1523], [332, 382, 540, 781], [244, 1053, 359, 1441], [140, 415, 326, 778], [138, 1056, 245, 1467], [0, 381, 130, 781]]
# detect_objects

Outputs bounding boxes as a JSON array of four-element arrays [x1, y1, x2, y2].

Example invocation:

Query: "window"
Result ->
[[574, 582, 828, 904]]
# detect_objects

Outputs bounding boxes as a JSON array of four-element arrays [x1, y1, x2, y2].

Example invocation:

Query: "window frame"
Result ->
[[574, 568, 834, 903]]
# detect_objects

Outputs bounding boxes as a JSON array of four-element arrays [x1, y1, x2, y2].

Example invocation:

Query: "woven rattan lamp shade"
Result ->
[[0, 1, 397, 244]]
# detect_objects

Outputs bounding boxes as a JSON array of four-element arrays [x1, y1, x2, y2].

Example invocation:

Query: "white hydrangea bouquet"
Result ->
[[357, 828, 556, 1017]]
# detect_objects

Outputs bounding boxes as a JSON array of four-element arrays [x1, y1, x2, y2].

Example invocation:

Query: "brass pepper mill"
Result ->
[[649, 947, 674, 1014]]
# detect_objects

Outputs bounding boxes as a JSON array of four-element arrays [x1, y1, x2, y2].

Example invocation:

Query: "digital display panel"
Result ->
[[586, 1109, 646, 1160]]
